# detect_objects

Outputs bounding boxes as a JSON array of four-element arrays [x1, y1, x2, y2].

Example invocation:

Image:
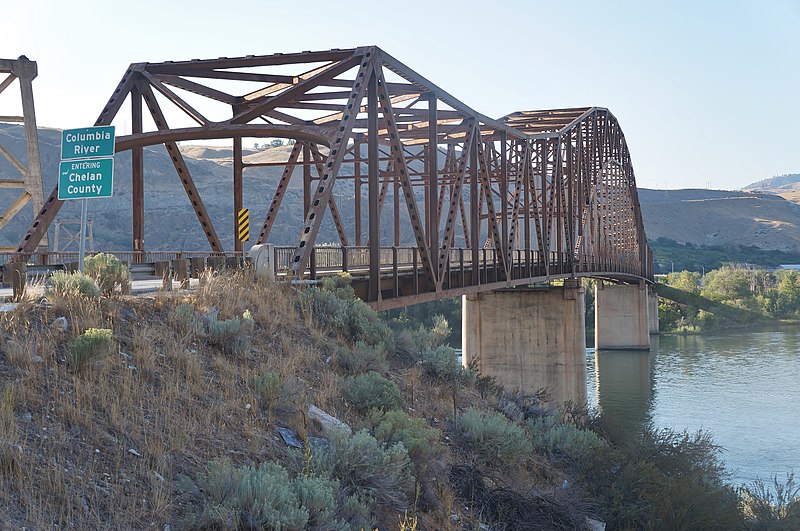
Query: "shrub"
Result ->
[[84, 253, 130, 295], [579, 426, 743, 530], [172, 304, 253, 354], [452, 408, 531, 468], [336, 341, 388, 374], [172, 303, 204, 335], [739, 473, 800, 529], [207, 315, 242, 343], [299, 276, 392, 347], [367, 409, 440, 473], [48, 271, 100, 299], [421, 345, 476, 385], [527, 416, 606, 460], [309, 429, 413, 516], [67, 328, 114, 369], [249, 371, 282, 404], [343, 372, 402, 413], [189, 460, 307, 529], [185, 458, 374, 531]]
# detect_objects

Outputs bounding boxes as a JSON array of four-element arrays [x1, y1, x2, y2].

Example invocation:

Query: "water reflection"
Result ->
[[587, 328, 800, 485], [592, 336, 657, 437]]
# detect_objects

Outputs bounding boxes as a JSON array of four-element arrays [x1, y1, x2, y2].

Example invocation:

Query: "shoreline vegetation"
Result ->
[[657, 265, 800, 334], [0, 265, 798, 528]]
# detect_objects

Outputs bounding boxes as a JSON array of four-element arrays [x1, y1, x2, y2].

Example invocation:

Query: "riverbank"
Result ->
[[0, 271, 796, 528], [589, 329, 800, 489], [658, 267, 800, 335]]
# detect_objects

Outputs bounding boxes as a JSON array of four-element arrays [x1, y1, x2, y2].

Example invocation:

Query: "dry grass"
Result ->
[[0, 269, 567, 529]]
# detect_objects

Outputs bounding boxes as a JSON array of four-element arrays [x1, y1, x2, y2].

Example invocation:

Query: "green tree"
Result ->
[[774, 270, 800, 317], [701, 266, 751, 302], [667, 270, 700, 295]]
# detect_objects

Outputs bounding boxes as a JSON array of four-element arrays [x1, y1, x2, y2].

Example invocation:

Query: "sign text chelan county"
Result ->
[[58, 125, 116, 201], [58, 158, 114, 199]]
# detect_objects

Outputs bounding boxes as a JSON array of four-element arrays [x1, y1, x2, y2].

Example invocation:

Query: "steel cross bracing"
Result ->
[[0, 56, 47, 252], [16, 46, 653, 307]]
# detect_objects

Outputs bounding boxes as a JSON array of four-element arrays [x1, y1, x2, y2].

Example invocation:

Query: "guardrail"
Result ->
[[2, 246, 646, 302]]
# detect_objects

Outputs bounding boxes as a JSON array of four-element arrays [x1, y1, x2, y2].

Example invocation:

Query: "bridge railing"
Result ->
[[2, 245, 650, 302], [0, 251, 231, 267]]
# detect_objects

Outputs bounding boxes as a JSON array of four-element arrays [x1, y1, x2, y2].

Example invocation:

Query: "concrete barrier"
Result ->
[[248, 244, 275, 281]]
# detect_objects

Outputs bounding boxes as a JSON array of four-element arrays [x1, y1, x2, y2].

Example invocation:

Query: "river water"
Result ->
[[586, 328, 800, 486]]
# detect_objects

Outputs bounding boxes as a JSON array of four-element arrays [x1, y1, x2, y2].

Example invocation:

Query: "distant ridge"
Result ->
[[742, 173, 800, 192], [2, 123, 800, 254]]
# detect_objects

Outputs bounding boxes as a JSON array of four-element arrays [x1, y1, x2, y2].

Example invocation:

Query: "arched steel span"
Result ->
[[17, 46, 653, 307]]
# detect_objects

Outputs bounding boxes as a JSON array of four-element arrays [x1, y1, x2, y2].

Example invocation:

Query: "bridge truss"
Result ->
[[17, 46, 652, 308], [0, 56, 47, 252]]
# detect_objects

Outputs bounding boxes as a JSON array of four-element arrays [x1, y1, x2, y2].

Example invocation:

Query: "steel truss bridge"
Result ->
[[15, 46, 652, 309]]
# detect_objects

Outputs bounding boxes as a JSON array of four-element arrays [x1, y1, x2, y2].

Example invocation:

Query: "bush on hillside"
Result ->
[[526, 415, 606, 460], [739, 473, 800, 529], [185, 459, 358, 530], [336, 341, 388, 375], [249, 371, 282, 408], [298, 274, 392, 347], [367, 409, 441, 473], [67, 328, 114, 369], [307, 429, 413, 518], [452, 408, 532, 468], [343, 372, 401, 413], [421, 345, 476, 386], [171, 304, 254, 354], [579, 426, 743, 530], [84, 253, 130, 295], [48, 271, 100, 299]]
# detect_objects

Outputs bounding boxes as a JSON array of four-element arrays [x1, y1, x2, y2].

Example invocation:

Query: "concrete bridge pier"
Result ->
[[648, 286, 659, 335], [595, 281, 651, 350], [462, 280, 587, 405]]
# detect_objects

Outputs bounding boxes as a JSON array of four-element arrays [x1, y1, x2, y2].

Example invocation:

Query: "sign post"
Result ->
[[59, 126, 115, 272]]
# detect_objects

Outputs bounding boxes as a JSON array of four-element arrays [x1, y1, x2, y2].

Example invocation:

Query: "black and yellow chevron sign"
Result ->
[[237, 208, 250, 241]]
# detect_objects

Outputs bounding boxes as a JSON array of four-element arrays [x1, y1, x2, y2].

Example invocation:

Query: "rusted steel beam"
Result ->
[[475, 133, 506, 275], [158, 74, 238, 105], [139, 82, 223, 253], [308, 147, 349, 246], [232, 55, 362, 124], [114, 124, 334, 151], [290, 50, 374, 277], [368, 69, 380, 301], [144, 49, 358, 72], [374, 64, 436, 286], [255, 142, 302, 244], [131, 85, 144, 257], [436, 122, 475, 283], [233, 136, 244, 254], [140, 71, 208, 125], [427, 94, 439, 275]]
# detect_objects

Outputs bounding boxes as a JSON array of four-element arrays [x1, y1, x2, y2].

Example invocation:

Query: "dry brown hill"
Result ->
[[639, 188, 800, 252]]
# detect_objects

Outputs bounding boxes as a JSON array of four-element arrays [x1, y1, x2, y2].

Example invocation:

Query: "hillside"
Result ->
[[742, 173, 800, 192], [0, 270, 778, 529], [638, 188, 800, 253]]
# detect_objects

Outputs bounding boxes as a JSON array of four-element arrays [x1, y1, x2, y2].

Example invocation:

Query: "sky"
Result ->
[[2, 0, 798, 190]]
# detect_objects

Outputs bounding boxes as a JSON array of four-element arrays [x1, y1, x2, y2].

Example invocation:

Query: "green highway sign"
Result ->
[[58, 157, 114, 200], [61, 126, 115, 160]]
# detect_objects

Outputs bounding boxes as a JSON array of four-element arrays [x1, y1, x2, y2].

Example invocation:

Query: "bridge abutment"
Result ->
[[595, 281, 651, 350], [462, 280, 587, 405]]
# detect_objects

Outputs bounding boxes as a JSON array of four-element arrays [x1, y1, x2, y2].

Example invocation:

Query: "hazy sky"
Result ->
[[3, 0, 798, 190]]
